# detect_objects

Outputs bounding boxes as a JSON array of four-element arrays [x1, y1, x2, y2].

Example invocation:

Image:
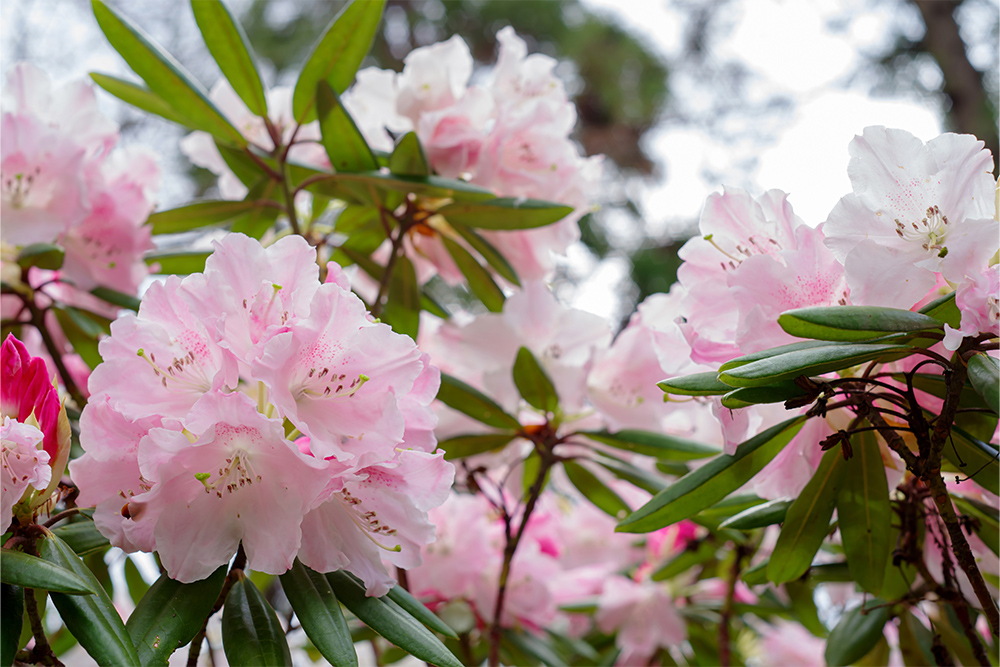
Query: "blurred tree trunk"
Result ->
[[911, 0, 999, 171]]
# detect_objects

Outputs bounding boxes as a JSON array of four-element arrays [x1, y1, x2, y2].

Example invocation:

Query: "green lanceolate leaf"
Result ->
[[897, 610, 937, 667], [719, 340, 834, 372], [127, 566, 226, 667], [36, 529, 140, 667], [317, 81, 379, 173], [579, 430, 718, 461], [442, 237, 505, 313], [292, 0, 386, 123], [718, 342, 910, 388], [967, 353, 999, 414], [767, 448, 845, 584], [146, 251, 211, 275], [16, 243, 64, 271], [385, 585, 457, 639], [1, 584, 22, 667], [52, 306, 102, 369], [382, 254, 420, 339], [90, 286, 141, 311], [0, 549, 93, 595], [231, 180, 283, 239], [616, 417, 804, 533], [148, 200, 261, 235], [824, 601, 890, 667], [279, 561, 357, 667], [658, 371, 733, 396], [437, 374, 521, 430], [563, 460, 630, 519], [91, 0, 244, 146], [123, 558, 148, 606], [222, 573, 292, 667], [449, 223, 520, 286], [837, 429, 891, 595], [512, 346, 558, 413], [589, 454, 667, 494], [945, 425, 999, 496], [437, 198, 575, 230], [651, 540, 716, 581], [388, 132, 430, 176], [720, 381, 808, 409], [438, 433, 516, 460], [718, 499, 792, 530], [51, 519, 110, 556], [294, 165, 495, 203], [778, 305, 942, 342], [918, 290, 961, 328], [191, 0, 267, 116], [326, 571, 463, 667], [90, 73, 190, 126]]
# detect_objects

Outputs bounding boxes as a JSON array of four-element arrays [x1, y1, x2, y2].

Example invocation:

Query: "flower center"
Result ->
[[337, 487, 401, 551], [704, 232, 783, 271], [895, 205, 950, 257], [299, 369, 369, 400], [2, 169, 40, 208], [137, 347, 212, 393], [196, 449, 260, 499]]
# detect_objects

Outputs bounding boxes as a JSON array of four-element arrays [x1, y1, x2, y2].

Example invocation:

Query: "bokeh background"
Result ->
[[3, 0, 997, 323]]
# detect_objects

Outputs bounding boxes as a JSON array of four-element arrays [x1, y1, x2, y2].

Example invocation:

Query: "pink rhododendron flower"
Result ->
[[2, 417, 50, 530], [824, 127, 997, 308], [595, 575, 686, 665], [758, 620, 826, 666], [943, 265, 1000, 350]]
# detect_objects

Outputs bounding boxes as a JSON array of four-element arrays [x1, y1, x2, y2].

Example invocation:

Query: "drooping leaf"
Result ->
[[588, 453, 667, 494], [191, 0, 267, 116], [385, 585, 458, 639], [145, 251, 211, 275], [657, 372, 733, 396], [126, 566, 227, 667], [36, 529, 140, 666], [437, 198, 575, 230], [448, 223, 520, 286], [230, 180, 283, 239], [292, 0, 386, 123], [777, 305, 942, 342], [0, 584, 22, 667], [767, 448, 845, 584], [91, 0, 244, 145], [967, 353, 999, 414], [616, 417, 804, 533], [824, 602, 891, 667], [279, 561, 357, 667], [123, 558, 148, 607], [718, 499, 792, 530], [293, 164, 495, 203], [718, 340, 835, 372], [651, 540, 716, 581], [579, 429, 719, 461], [317, 81, 379, 173], [50, 519, 110, 556], [90, 73, 190, 126], [442, 236, 506, 313], [16, 243, 64, 271], [438, 433, 516, 460], [897, 610, 937, 667], [436, 374, 521, 430], [720, 381, 808, 409], [89, 286, 141, 311], [222, 573, 292, 667], [325, 571, 463, 667], [388, 132, 430, 176], [382, 255, 420, 339], [945, 425, 999, 496], [52, 306, 102, 369], [512, 346, 558, 413], [784, 580, 827, 638], [148, 200, 261, 235], [837, 428, 891, 595], [918, 290, 961, 328], [563, 460, 630, 518], [718, 342, 911, 388], [0, 549, 93, 595]]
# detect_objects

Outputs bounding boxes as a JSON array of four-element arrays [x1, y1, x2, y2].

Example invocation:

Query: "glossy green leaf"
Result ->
[[123, 558, 148, 607], [918, 290, 961, 328], [90, 286, 141, 311], [388, 132, 429, 176], [617, 417, 804, 533], [442, 237, 505, 312], [51, 519, 111, 556], [718, 499, 792, 530], [317, 81, 379, 173], [824, 602, 890, 667], [382, 255, 420, 339], [0, 549, 92, 595], [718, 342, 910, 388], [837, 428, 891, 595], [720, 381, 808, 409], [36, 529, 140, 666], [579, 429, 718, 461], [52, 306, 102, 369], [651, 540, 715, 581], [767, 448, 845, 584], [784, 580, 826, 638], [148, 200, 260, 235], [127, 566, 226, 667], [146, 251, 211, 275], [230, 180, 283, 239], [512, 346, 558, 412], [1, 584, 22, 667], [588, 453, 667, 494], [718, 340, 835, 372], [292, 0, 385, 123], [945, 425, 999, 496], [91, 0, 244, 145], [16, 243, 64, 271], [326, 571, 463, 667], [967, 353, 999, 414], [449, 223, 520, 286], [807, 561, 854, 584], [503, 629, 564, 667], [437, 198, 575, 230], [385, 585, 457, 639], [279, 561, 357, 667], [191, 0, 267, 116], [778, 305, 942, 341], [897, 610, 936, 667], [294, 164, 495, 203], [222, 573, 292, 667], [438, 433, 516, 460], [217, 143, 268, 187], [563, 460, 630, 518], [699, 493, 767, 519], [657, 371, 733, 396], [90, 73, 190, 126], [437, 374, 521, 430]]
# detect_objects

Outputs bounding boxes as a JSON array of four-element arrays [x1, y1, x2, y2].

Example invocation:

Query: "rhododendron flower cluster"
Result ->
[[71, 233, 453, 592]]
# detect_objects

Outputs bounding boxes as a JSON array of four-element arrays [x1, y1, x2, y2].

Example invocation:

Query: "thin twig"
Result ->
[[187, 545, 248, 667]]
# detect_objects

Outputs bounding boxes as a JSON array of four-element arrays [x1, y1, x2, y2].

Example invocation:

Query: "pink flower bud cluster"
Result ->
[[343, 28, 602, 281], [70, 234, 453, 593]]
